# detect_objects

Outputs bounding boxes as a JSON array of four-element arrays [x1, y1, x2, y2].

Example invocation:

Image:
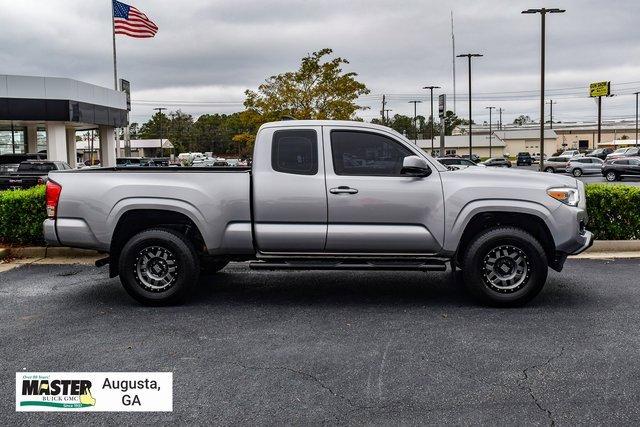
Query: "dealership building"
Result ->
[[0, 74, 127, 167]]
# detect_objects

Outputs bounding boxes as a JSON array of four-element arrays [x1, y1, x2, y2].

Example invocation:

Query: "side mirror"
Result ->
[[401, 155, 432, 177]]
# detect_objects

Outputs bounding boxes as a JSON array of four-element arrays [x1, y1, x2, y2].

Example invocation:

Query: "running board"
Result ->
[[249, 260, 447, 272]]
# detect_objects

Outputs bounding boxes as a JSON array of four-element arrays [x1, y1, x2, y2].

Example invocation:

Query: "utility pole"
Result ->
[[153, 107, 167, 157], [546, 99, 557, 128], [457, 53, 483, 159], [408, 101, 422, 144], [498, 107, 504, 130], [635, 92, 639, 147], [384, 109, 393, 123], [522, 7, 565, 172], [486, 106, 495, 158], [451, 11, 456, 114], [423, 85, 441, 154], [381, 95, 387, 123]]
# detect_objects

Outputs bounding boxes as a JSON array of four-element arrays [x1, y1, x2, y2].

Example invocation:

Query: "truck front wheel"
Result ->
[[118, 228, 200, 305], [461, 226, 548, 306]]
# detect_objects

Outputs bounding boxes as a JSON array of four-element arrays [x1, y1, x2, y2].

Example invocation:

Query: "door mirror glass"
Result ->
[[401, 156, 431, 177]]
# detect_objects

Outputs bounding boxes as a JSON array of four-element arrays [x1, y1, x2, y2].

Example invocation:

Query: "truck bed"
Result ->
[[46, 167, 254, 254]]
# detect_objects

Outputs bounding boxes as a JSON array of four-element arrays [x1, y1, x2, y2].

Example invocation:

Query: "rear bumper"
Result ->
[[43, 219, 60, 246]]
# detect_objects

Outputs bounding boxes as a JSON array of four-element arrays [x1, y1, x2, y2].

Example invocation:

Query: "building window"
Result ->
[[37, 129, 47, 152], [0, 126, 26, 155]]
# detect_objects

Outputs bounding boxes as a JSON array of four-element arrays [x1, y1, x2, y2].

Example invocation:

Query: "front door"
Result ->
[[322, 127, 444, 254]]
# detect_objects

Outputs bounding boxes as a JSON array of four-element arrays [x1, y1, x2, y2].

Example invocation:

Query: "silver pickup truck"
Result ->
[[43, 120, 592, 306]]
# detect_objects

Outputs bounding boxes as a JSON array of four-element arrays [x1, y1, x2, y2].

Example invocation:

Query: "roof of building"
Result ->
[[492, 129, 557, 140], [75, 139, 174, 150], [416, 134, 505, 149], [118, 139, 174, 149]]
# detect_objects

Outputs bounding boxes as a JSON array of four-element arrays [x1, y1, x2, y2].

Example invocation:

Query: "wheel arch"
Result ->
[[452, 209, 556, 269], [108, 208, 207, 278]]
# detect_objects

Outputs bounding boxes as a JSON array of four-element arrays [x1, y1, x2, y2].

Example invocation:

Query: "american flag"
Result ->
[[113, 0, 158, 38]]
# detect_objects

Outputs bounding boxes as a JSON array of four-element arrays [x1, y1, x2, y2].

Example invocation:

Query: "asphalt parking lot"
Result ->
[[513, 163, 640, 186], [2, 259, 640, 424]]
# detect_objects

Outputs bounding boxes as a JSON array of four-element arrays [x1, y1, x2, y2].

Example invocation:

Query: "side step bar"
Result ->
[[249, 260, 447, 272]]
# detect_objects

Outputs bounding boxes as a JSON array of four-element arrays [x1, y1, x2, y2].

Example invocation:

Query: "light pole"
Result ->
[[457, 53, 483, 159], [422, 85, 441, 154], [408, 100, 422, 144], [486, 106, 495, 158], [153, 107, 167, 157], [522, 7, 565, 171], [635, 92, 639, 147]]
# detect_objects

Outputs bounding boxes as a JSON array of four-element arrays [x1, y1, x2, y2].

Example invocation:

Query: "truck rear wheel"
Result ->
[[118, 228, 200, 305], [461, 226, 548, 307]]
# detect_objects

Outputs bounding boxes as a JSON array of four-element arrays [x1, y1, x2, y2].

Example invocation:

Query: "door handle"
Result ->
[[330, 186, 358, 194]]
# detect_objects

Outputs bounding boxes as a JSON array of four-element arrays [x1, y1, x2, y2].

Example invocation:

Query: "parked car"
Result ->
[[586, 148, 613, 160], [481, 157, 512, 168], [516, 152, 533, 166], [532, 153, 547, 164], [461, 154, 481, 163], [602, 157, 640, 181], [543, 156, 570, 173], [605, 146, 640, 161], [565, 157, 604, 177], [0, 160, 71, 190], [437, 157, 485, 169], [43, 120, 592, 307], [560, 150, 581, 158]]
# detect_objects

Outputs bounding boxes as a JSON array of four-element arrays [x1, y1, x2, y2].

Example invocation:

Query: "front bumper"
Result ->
[[568, 230, 594, 255]]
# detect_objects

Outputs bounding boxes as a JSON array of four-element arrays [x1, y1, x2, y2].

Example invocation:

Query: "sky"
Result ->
[[1, 0, 639, 126]]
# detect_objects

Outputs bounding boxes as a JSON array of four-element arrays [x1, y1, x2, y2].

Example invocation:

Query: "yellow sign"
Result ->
[[589, 81, 610, 97]]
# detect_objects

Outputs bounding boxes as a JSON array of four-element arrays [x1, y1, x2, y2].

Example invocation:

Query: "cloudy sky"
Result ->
[[1, 0, 639, 126]]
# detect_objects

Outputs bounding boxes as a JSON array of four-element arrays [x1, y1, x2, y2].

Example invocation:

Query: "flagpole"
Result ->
[[111, 0, 118, 90]]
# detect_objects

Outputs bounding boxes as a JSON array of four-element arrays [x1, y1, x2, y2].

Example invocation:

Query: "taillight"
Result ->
[[45, 180, 62, 219]]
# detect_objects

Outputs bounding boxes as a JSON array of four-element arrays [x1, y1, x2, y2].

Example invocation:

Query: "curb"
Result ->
[[588, 240, 640, 253], [1, 241, 639, 261], [1, 246, 101, 259]]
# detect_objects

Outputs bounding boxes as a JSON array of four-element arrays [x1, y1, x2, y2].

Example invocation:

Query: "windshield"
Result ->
[[613, 148, 627, 154]]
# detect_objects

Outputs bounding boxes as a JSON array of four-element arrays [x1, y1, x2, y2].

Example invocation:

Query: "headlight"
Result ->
[[547, 187, 579, 206]]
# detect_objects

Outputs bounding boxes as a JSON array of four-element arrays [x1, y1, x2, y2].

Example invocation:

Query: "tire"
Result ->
[[461, 226, 548, 307], [572, 168, 583, 177], [201, 259, 230, 275], [605, 171, 618, 182], [544, 167, 554, 173], [118, 228, 200, 305]]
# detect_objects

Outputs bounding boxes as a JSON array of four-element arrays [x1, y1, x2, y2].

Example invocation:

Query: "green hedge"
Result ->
[[0, 185, 47, 245], [586, 184, 640, 240], [0, 183, 638, 246]]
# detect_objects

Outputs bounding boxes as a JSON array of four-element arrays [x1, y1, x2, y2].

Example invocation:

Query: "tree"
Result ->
[[244, 48, 370, 121], [129, 122, 139, 139], [513, 115, 533, 126]]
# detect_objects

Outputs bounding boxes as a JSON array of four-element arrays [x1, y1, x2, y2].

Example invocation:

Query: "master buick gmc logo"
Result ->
[[19, 377, 96, 409]]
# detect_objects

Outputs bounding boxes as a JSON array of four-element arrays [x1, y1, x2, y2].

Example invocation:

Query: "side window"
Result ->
[[331, 131, 412, 176], [271, 129, 318, 175], [629, 159, 640, 166]]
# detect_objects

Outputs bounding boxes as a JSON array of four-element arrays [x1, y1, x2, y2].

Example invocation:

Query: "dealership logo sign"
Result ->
[[16, 372, 172, 412]]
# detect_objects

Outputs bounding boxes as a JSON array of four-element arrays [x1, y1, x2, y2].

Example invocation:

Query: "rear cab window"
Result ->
[[271, 129, 318, 175]]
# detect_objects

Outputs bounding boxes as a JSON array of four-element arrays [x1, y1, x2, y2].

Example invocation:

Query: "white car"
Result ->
[[560, 150, 582, 158]]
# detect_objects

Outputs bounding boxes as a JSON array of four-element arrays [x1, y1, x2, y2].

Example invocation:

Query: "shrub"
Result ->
[[0, 185, 47, 245], [586, 184, 640, 240]]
